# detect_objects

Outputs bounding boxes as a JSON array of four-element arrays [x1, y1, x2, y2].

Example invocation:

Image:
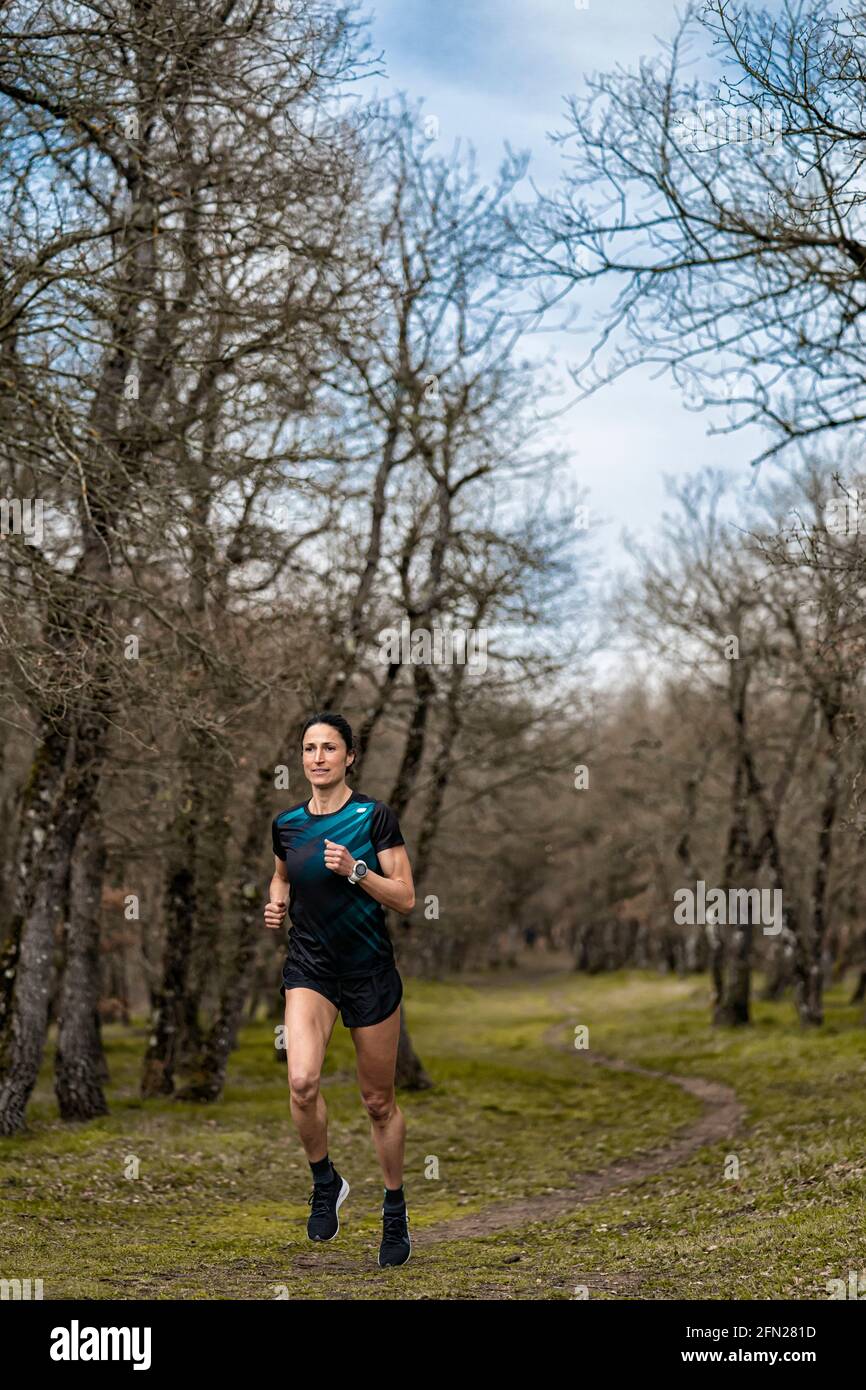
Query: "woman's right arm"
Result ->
[[263, 855, 289, 929]]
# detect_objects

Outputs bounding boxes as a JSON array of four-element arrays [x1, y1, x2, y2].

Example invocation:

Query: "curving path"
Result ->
[[412, 992, 746, 1248]]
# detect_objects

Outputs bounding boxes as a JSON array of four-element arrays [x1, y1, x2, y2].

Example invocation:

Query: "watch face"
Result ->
[[354, 860, 368, 877]]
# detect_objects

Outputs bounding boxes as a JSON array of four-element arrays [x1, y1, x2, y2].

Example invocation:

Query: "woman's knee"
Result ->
[[289, 1071, 321, 1107], [361, 1088, 396, 1123]]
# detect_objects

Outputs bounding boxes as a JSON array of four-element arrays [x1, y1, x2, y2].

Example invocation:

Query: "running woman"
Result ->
[[263, 712, 416, 1268]]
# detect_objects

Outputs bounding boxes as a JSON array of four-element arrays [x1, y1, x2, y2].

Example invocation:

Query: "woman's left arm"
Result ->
[[323, 839, 415, 914]]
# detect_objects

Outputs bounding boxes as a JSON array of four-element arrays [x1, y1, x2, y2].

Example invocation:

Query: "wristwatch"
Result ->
[[348, 859, 368, 885]]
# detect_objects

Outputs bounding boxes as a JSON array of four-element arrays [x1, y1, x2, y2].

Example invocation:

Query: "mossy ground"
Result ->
[[1, 962, 864, 1299]]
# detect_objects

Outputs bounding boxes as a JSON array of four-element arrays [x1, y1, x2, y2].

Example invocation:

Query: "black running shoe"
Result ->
[[378, 1202, 411, 1267], [306, 1169, 349, 1241]]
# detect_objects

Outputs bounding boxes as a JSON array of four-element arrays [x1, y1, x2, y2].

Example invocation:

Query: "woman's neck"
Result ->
[[307, 782, 353, 816]]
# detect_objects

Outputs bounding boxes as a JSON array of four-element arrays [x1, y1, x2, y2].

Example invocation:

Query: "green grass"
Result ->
[[1, 965, 864, 1299]]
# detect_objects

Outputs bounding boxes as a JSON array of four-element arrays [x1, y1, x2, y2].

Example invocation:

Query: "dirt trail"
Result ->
[[412, 991, 746, 1248]]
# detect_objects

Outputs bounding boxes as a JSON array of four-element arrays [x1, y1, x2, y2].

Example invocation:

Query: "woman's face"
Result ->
[[302, 723, 354, 789]]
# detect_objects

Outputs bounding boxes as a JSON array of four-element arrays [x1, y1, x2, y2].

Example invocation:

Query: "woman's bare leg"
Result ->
[[284, 988, 338, 1160], [351, 1002, 404, 1186]]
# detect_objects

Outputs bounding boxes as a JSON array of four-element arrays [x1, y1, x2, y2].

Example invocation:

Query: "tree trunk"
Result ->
[[714, 677, 752, 1026], [178, 763, 232, 1073], [140, 762, 200, 1098], [718, 920, 753, 1025], [176, 766, 276, 1100], [798, 704, 842, 1027], [0, 707, 106, 1135], [0, 722, 70, 1071], [54, 812, 109, 1120]]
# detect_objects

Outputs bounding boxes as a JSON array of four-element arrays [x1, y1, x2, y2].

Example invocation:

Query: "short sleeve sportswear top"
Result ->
[[272, 788, 406, 978]]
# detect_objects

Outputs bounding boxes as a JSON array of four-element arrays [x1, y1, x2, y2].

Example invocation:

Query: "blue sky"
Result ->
[[358, 0, 773, 585]]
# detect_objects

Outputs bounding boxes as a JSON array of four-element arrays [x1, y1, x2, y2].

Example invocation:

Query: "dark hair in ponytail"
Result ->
[[299, 712, 356, 775]]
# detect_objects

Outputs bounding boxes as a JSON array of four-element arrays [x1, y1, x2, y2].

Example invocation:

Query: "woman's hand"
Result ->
[[263, 900, 287, 929], [323, 839, 354, 876]]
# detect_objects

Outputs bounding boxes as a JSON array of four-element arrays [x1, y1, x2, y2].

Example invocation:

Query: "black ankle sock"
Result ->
[[384, 1184, 405, 1208], [311, 1154, 335, 1184]]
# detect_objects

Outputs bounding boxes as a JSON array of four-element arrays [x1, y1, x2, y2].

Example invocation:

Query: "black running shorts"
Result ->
[[280, 961, 403, 1029]]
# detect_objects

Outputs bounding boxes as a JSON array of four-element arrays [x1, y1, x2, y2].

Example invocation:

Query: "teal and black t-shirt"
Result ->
[[272, 788, 406, 978]]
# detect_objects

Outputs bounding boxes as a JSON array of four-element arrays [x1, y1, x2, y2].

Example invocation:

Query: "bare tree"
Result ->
[[516, 0, 866, 468]]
